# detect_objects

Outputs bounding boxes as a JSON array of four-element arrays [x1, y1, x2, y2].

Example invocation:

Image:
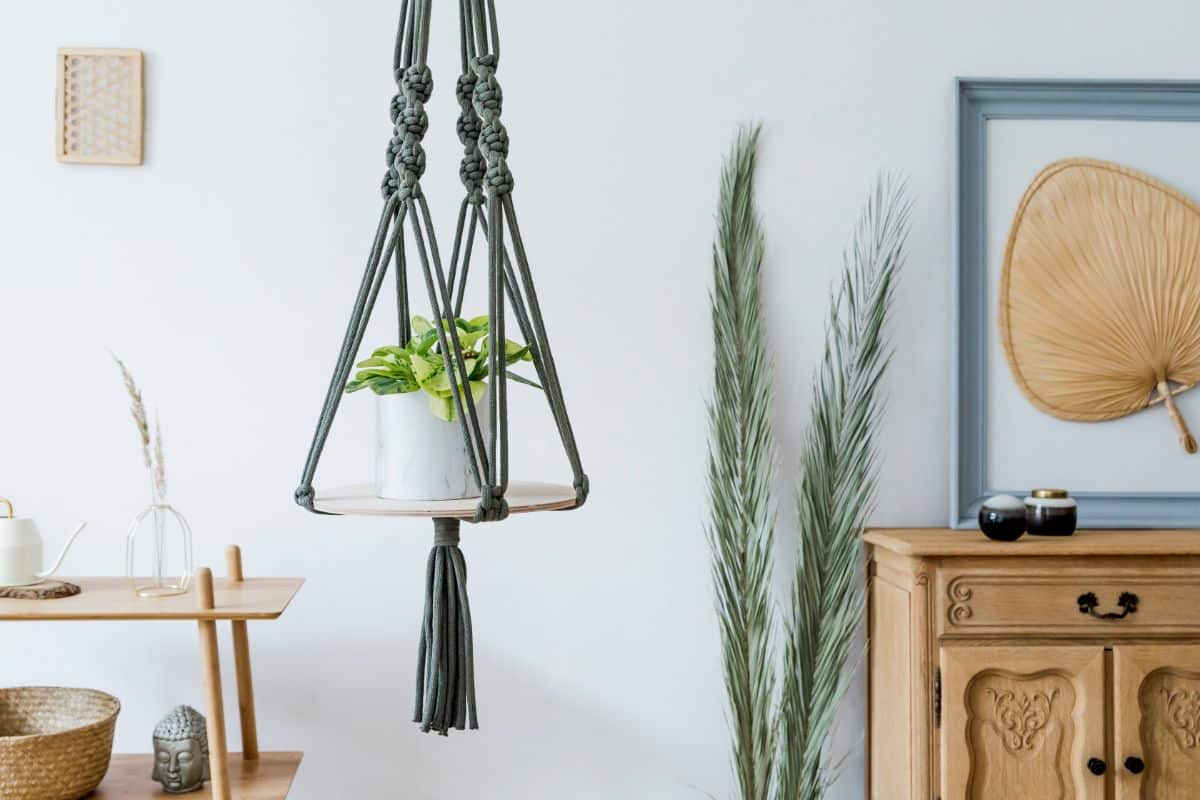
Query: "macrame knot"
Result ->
[[396, 141, 426, 179], [473, 485, 510, 522], [472, 73, 503, 116], [479, 119, 509, 159], [573, 473, 590, 507], [400, 64, 434, 102], [381, 168, 400, 199], [389, 94, 405, 125], [433, 518, 461, 547], [395, 100, 429, 138], [469, 54, 497, 78], [456, 72, 478, 105], [457, 113, 482, 145], [486, 158, 514, 195], [293, 485, 315, 509], [459, 150, 486, 202], [385, 134, 403, 166]]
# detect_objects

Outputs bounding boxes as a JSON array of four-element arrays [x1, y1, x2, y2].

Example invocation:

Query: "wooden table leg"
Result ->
[[226, 545, 259, 760], [196, 567, 232, 800]]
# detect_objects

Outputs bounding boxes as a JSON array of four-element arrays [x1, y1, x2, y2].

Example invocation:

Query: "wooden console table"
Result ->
[[0, 545, 303, 799], [866, 528, 1200, 800]]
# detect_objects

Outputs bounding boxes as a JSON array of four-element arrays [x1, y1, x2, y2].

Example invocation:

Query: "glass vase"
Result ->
[[126, 503, 193, 598]]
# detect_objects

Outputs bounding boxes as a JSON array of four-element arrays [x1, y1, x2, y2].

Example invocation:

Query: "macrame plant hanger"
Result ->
[[294, 0, 588, 736]]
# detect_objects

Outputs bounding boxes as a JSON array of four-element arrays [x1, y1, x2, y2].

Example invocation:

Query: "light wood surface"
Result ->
[[96, 752, 302, 799], [313, 480, 578, 518], [865, 527, 1200, 557], [55, 47, 144, 165], [1112, 644, 1200, 799], [941, 645, 1106, 800], [0, 577, 303, 621], [226, 547, 260, 761], [196, 568, 232, 800], [865, 527, 1200, 800], [937, 562, 1200, 638]]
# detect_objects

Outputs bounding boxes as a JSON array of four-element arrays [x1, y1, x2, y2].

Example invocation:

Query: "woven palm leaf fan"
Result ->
[[1001, 157, 1200, 454]]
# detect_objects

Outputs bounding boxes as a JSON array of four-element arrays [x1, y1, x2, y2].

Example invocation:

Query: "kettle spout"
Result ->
[[37, 522, 87, 579]]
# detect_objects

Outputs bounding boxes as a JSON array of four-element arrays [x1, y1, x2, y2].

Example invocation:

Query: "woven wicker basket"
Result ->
[[0, 687, 120, 800]]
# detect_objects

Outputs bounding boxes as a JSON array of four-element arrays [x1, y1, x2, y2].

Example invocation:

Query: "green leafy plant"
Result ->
[[345, 314, 538, 421], [705, 125, 910, 800]]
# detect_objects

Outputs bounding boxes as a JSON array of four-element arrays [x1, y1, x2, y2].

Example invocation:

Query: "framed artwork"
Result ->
[[953, 78, 1200, 528], [55, 47, 144, 165]]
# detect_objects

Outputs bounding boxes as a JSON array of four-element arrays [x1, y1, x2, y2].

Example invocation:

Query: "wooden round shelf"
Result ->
[[312, 481, 579, 519]]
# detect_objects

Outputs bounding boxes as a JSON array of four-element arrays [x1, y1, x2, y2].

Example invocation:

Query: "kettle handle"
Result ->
[[0, 498, 11, 519], [38, 522, 87, 580]]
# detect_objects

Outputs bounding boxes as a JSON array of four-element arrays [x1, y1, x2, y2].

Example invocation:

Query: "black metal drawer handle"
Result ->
[[1077, 591, 1139, 620]]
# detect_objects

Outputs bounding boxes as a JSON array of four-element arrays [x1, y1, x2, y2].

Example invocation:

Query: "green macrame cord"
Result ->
[[294, 0, 589, 735]]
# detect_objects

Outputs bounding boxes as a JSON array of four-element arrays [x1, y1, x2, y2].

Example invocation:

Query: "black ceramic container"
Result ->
[[978, 495, 1026, 541], [1024, 488, 1077, 536]]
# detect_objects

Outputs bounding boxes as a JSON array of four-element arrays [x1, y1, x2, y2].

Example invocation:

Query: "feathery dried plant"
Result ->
[[705, 125, 777, 800], [776, 177, 911, 800], [113, 355, 168, 503], [704, 129, 910, 800]]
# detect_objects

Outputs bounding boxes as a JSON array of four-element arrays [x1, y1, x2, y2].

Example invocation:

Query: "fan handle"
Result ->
[[1157, 380, 1198, 454]]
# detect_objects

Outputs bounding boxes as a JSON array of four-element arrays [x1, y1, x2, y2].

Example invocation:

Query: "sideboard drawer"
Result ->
[[937, 563, 1200, 637]]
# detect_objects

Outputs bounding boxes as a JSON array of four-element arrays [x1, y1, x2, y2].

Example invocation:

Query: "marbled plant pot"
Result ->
[[375, 390, 487, 501]]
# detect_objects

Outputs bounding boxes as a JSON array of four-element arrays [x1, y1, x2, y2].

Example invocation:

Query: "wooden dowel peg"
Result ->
[[196, 567, 232, 800], [1158, 380, 1198, 454], [225, 546, 260, 760]]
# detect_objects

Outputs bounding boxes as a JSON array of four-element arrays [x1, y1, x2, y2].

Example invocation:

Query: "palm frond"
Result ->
[[705, 125, 777, 800], [775, 176, 911, 800]]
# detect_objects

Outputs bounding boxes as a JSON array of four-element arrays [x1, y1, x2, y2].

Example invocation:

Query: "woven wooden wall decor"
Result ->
[[1001, 158, 1200, 453], [55, 47, 144, 165]]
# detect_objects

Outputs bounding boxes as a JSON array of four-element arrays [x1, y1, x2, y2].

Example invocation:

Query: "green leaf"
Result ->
[[410, 353, 442, 384], [468, 380, 487, 405], [454, 329, 487, 351], [466, 315, 489, 331], [410, 329, 440, 356], [425, 389, 454, 421], [506, 372, 542, 390], [355, 356, 397, 369], [412, 315, 434, 335]]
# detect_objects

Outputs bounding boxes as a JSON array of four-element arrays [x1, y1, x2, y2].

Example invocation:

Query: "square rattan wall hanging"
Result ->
[[55, 47, 144, 165]]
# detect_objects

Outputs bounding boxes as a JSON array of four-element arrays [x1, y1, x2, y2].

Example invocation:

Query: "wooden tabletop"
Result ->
[[313, 480, 579, 519], [864, 528, 1200, 557], [97, 752, 302, 799], [0, 577, 304, 621]]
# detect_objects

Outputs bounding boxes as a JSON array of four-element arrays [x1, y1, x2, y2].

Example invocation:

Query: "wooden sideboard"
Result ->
[[865, 528, 1200, 800]]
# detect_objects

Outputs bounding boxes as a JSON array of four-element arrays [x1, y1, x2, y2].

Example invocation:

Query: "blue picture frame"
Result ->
[[952, 78, 1200, 529]]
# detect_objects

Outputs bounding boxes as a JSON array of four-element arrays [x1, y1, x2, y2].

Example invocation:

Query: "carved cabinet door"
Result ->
[[1114, 645, 1200, 799], [942, 645, 1107, 800]]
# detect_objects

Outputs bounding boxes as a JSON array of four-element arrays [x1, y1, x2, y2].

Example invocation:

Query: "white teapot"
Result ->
[[0, 498, 86, 587]]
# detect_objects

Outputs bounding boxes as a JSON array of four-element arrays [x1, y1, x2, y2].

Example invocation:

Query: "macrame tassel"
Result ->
[[414, 517, 478, 734]]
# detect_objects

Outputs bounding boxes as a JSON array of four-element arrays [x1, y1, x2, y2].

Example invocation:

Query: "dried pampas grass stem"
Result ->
[[112, 354, 169, 502]]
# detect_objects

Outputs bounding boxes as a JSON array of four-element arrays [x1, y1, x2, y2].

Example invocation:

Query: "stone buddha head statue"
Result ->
[[151, 705, 210, 793]]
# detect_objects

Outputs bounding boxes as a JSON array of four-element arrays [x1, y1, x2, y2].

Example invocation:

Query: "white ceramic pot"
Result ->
[[375, 390, 488, 500]]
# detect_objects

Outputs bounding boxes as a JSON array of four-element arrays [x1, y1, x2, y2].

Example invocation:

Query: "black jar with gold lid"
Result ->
[[1024, 488, 1077, 536]]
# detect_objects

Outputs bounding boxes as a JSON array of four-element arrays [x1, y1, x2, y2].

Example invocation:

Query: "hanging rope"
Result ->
[[293, 0, 593, 734], [415, 518, 478, 734]]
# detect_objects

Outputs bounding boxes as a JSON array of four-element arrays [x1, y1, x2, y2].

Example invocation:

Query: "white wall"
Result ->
[[3, 1, 1200, 797]]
